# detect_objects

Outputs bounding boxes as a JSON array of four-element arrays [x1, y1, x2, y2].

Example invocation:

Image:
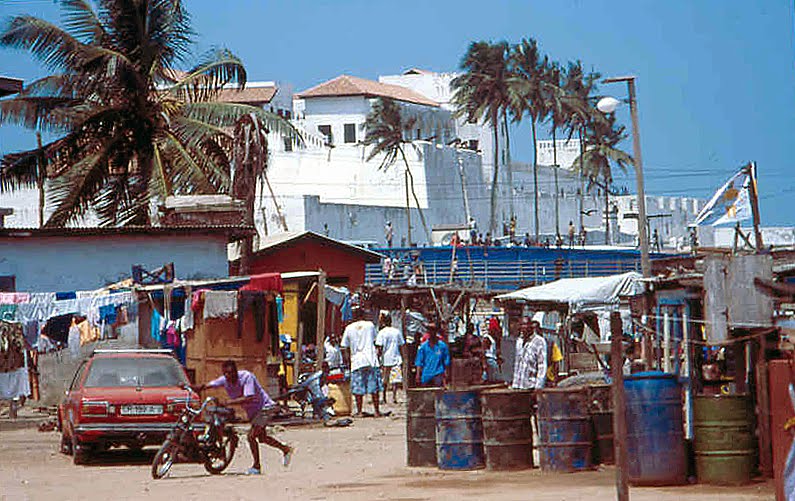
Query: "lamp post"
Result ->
[[597, 76, 651, 277]]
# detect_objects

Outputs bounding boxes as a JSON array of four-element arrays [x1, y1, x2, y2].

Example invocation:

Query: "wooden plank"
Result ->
[[315, 270, 327, 372], [755, 341, 773, 477], [611, 311, 629, 501]]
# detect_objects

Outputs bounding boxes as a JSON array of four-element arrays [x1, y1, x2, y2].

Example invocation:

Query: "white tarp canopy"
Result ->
[[495, 272, 644, 314]]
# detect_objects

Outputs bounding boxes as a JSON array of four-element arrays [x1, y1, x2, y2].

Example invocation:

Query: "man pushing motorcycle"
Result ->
[[194, 360, 293, 475]]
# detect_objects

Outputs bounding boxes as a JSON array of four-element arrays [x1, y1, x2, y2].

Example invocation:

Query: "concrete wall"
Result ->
[[0, 234, 230, 292]]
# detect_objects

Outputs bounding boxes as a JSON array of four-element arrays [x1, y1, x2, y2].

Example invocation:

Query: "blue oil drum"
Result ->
[[435, 389, 485, 470], [536, 387, 593, 472], [624, 371, 687, 486]]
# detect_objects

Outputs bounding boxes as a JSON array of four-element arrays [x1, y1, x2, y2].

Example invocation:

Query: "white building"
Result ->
[[0, 69, 703, 250]]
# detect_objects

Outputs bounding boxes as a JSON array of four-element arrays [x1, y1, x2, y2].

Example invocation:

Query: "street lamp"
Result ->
[[599, 76, 651, 278]]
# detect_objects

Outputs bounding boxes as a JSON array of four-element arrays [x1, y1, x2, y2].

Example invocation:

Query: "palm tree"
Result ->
[[0, 0, 293, 227], [572, 112, 633, 245], [362, 97, 431, 245], [541, 60, 566, 238], [560, 61, 600, 234], [507, 38, 546, 242], [451, 40, 510, 235]]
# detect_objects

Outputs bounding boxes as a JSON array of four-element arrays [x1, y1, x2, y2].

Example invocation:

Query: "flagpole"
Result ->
[[747, 161, 764, 252]]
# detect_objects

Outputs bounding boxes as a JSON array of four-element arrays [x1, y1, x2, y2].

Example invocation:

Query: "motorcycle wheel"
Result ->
[[151, 439, 178, 479], [203, 429, 238, 475]]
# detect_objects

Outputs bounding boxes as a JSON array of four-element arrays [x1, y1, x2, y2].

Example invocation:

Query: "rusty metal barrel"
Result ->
[[693, 394, 756, 485], [536, 387, 593, 472], [435, 389, 485, 470], [480, 389, 534, 470], [406, 387, 441, 466], [588, 384, 614, 465]]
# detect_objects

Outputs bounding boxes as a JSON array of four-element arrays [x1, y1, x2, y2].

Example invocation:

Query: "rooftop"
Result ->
[[215, 85, 277, 104], [297, 75, 439, 107], [253, 231, 383, 262], [0, 225, 254, 239]]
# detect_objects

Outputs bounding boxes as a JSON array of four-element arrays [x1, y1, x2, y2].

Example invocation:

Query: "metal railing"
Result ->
[[366, 258, 641, 291]]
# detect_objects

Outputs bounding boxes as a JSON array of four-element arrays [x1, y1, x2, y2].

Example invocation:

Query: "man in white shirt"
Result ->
[[511, 318, 547, 390], [376, 314, 405, 404], [324, 331, 343, 375], [341, 307, 382, 417]]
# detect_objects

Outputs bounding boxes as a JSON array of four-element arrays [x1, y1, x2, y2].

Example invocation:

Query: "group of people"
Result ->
[[190, 308, 563, 477]]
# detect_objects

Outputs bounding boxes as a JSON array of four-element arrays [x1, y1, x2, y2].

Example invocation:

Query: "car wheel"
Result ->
[[60, 432, 73, 455], [72, 433, 90, 465]]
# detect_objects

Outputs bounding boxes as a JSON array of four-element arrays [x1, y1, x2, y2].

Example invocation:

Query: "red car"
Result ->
[[58, 349, 198, 465]]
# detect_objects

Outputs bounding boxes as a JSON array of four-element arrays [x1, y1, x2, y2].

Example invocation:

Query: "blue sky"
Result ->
[[1, 0, 794, 225]]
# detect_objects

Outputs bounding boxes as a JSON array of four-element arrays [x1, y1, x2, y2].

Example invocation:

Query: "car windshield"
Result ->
[[83, 357, 188, 388]]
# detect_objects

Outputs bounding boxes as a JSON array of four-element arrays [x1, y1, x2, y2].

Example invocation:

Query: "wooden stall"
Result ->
[[359, 284, 496, 388]]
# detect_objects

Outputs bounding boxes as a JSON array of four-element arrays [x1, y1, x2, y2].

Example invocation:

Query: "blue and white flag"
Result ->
[[694, 168, 753, 226]]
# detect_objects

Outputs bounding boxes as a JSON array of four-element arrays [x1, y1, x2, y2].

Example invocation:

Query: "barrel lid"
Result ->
[[624, 370, 678, 381]]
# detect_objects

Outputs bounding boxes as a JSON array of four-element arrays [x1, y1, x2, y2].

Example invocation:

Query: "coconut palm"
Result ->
[[572, 112, 633, 244], [0, 0, 294, 227], [560, 61, 600, 233], [362, 97, 431, 245], [506, 38, 547, 241], [541, 60, 567, 238], [451, 40, 510, 235]]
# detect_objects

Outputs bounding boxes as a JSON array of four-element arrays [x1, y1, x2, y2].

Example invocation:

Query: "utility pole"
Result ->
[[602, 76, 651, 277], [611, 311, 630, 501]]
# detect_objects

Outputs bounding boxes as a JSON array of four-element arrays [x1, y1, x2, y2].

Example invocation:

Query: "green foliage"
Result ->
[[0, 0, 297, 227]]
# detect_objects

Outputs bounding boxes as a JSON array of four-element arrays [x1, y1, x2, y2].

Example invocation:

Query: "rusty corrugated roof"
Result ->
[[297, 75, 439, 107], [215, 86, 277, 104], [0, 225, 254, 239]]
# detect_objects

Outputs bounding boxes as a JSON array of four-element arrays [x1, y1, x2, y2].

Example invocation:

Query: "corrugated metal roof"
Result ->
[[0, 225, 254, 239], [253, 231, 383, 262], [297, 75, 439, 107]]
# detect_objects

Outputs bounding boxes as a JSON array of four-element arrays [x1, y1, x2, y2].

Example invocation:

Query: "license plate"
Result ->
[[120, 404, 163, 416]]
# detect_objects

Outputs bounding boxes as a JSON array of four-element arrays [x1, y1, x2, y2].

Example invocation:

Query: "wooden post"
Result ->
[[663, 311, 671, 373], [755, 333, 773, 477], [611, 311, 630, 501], [747, 162, 764, 252], [683, 312, 693, 440], [294, 322, 304, 381], [315, 270, 327, 372], [401, 295, 409, 391]]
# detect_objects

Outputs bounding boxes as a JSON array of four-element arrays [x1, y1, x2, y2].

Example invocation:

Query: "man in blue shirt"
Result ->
[[414, 324, 450, 387]]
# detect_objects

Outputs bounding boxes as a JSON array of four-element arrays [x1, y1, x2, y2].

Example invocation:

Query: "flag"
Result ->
[[694, 167, 753, 226]]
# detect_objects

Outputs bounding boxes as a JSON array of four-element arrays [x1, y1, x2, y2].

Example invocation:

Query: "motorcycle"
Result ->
[[276, 369, 336, 422], [151, 394, 239, 479]]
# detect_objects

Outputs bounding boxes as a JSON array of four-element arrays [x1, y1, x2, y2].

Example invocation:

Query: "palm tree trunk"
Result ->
[[36, 132, 45, 228], [578, 127, 585, 234], [532, 120, 539, 242], [405, 168, 412, 246], [604, 183, 610, 245], [552, 127, 559, 237], [503, 111, 513, 220], [399, 148, 431, 244], [239, 177, 255, 275], [489, 112, 500, 235]]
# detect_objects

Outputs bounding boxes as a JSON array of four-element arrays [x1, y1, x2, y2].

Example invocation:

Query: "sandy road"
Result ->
[[0, 402, 775, 501]]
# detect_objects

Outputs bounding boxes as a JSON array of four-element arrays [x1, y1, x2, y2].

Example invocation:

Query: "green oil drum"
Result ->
[[693, 394, 756, 485]]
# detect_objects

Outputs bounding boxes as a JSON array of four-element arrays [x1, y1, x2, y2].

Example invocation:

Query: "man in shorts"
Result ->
[[341, 307, 383, 416], [196, 360, 292, 475], [376, 314, 405, 404]]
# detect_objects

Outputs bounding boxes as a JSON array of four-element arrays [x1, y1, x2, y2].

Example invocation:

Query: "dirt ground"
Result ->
[[0, 400, 776, 501]]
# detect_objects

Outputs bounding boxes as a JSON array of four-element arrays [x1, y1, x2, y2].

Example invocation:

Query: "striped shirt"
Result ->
[[511, 335, 547, 390]]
